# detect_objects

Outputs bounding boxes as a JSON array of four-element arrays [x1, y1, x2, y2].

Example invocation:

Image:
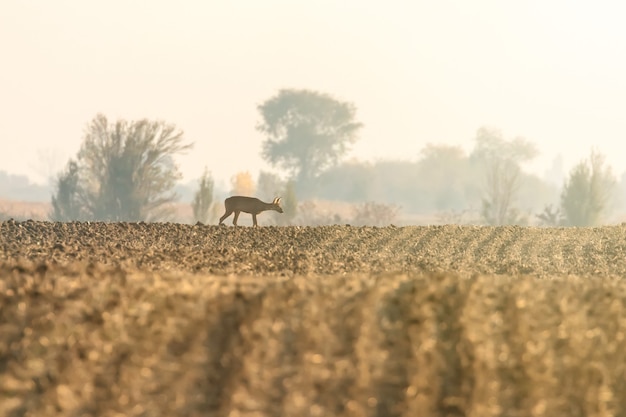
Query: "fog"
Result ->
[[2, 2, 626, 212]]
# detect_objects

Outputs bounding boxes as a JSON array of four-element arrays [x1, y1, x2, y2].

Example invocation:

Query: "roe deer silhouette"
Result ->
[[218, 196, 283, 226]]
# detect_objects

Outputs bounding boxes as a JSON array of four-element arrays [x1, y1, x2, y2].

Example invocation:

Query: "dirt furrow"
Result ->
[[3, 258, 626, 416]]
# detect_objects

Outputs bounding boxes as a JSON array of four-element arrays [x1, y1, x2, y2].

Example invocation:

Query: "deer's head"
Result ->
[[272, 197, 284, 213]]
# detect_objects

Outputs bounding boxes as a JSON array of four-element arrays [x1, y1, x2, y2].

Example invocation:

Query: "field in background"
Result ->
[[0, 199, 51, 221], [2, 221, 626, 416], [0, 198, 448, 226]]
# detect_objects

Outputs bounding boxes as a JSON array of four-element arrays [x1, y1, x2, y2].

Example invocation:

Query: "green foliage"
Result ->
[[278, 180, 298, 225], [257, 89, 362, 185], [192, 168, 214, 224], [256, 171, 284, 199], [315, 161, 380, 202], [417, 144, 478, 210], [315, 160, 421, 209], [471, 127, 538, 225], [560, 150, 615, 226], [295, 128, 560, 225], [255, 172, 297, 225], [50, 160, 84, 221], [471, 127, 538, 163], [51, 114, 192, 222]]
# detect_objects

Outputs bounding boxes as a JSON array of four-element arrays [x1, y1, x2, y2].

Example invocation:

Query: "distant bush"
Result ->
[[295, 201, 343, 226], [561, 150, 615, 226], [51, 159, 84, 221], [192, 168, 214, 224], [276, 180, 298, 225], [351, 201, 400, 226], [536, 204, 564, 227]]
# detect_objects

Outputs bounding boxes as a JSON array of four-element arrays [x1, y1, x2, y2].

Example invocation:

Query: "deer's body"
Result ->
[[219, 196, 283, 226]]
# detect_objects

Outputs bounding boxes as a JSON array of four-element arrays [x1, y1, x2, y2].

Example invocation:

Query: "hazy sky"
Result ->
[[2, 1, 626, 189]]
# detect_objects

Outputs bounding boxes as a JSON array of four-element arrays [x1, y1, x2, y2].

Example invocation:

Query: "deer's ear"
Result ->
[[276, 197, 282, 204]]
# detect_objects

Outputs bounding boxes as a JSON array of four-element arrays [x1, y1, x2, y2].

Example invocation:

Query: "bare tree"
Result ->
[[471, 127, 538, 225], [536, 204, 564, 227], [51, 114, 192, 222]]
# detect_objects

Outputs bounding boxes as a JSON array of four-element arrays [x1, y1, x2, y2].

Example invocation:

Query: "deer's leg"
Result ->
[[252, 214, 258, 227], [233, 211, 240, 226], [219, 209, 232, 225]]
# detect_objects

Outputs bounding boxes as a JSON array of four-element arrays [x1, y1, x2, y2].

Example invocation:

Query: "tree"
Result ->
[[471, 127, 538, 225], [277, 180, 298, 225], [417, 144, 474, 211], [50, 159, 84, 221], [230, 171, 255, 196], [192, 167, 214, 224], [256, 171, 284, 199], [257, 89, 362, 186], [315, 161, 378, 202], [560, 150, 615, 226], [51, 114, 192, 222]]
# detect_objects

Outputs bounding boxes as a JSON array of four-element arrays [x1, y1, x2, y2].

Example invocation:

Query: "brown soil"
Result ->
[[2, 220, 626, 416]]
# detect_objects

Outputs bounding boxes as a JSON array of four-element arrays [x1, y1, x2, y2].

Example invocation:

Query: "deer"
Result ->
[[218, 196, 283, 226]]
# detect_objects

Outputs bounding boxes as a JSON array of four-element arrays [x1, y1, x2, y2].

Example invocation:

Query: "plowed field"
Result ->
[[2, 220, 626, 416]]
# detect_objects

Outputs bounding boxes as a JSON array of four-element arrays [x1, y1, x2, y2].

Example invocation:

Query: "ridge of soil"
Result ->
[[3, 220, 626, 277]]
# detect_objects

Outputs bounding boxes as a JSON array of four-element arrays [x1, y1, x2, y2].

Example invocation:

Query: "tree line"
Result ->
[[50, 89, 618, 226]]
